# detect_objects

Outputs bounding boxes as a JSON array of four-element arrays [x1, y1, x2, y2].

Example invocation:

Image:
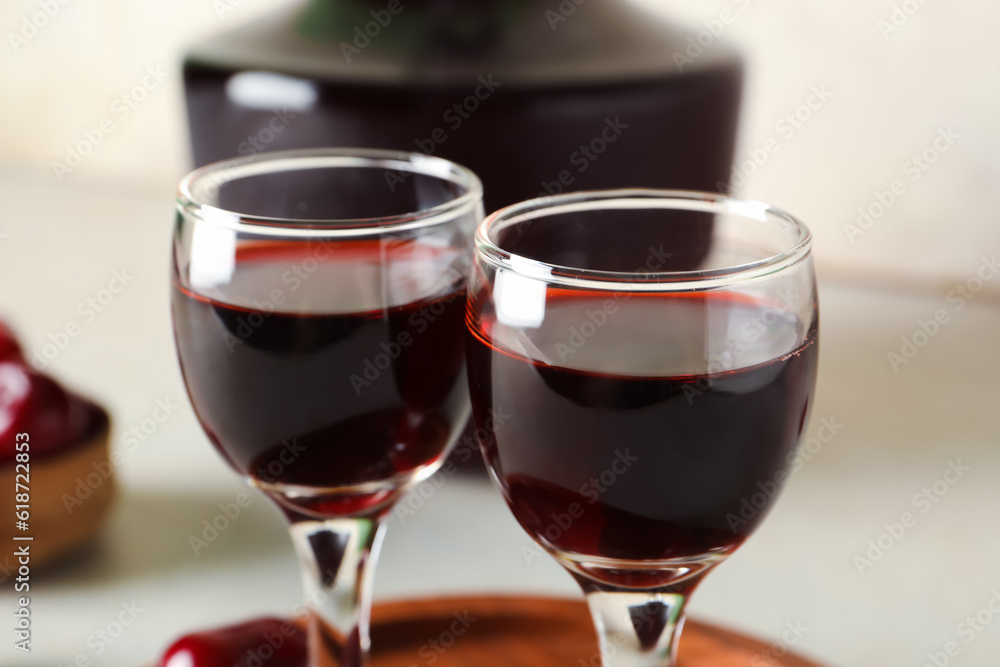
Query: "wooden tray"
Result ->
[[369, 596, 823, 667]]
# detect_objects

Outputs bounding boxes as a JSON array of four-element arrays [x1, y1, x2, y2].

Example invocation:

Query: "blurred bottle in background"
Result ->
[[184, 0, 742, 215]]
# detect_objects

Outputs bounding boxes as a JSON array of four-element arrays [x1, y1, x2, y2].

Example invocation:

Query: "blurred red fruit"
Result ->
[[0, 321, 23, 362], [0, 361, 90, 461], [160, 617, 307, 667]]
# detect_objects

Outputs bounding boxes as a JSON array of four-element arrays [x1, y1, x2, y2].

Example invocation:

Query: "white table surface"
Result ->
[[0, 176, 998, 667]]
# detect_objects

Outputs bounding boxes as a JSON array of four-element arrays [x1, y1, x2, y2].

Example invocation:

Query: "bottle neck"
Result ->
[[295, 0, 555, 48], [185, 0, 728, 88]]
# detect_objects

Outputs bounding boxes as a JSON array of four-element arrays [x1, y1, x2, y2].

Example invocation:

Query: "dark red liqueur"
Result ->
[[467, 291, 818, 561], [0, 322, 107, 463], [171, 242, 469, 498]]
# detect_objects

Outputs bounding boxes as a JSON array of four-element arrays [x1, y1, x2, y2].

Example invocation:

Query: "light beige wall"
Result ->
[[2, 0, 997, 287], [1, 0, 279, 188]]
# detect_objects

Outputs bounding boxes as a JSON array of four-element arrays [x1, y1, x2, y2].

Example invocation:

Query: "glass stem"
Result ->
[[583, 588, 689, 667], [288, 513, 387, 667]]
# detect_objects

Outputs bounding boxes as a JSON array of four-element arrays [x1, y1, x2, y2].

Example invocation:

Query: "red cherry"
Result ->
[[0, 362, 91, 461], [25, 372, 90, 453], [160, 617, 307, 667], [0, 363, 32, 457], [0, 321, 23, 362]]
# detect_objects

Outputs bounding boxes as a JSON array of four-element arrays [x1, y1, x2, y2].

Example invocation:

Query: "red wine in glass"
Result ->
[[173, 240, 469, 516], [464, 190, 818, 666], [171, 149, 482, 667], [468, 291, 818, 567]]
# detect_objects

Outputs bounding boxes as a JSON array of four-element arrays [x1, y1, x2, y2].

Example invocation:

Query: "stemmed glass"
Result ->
[[465, 190, 818, 666], [171, 148, 483, 667]]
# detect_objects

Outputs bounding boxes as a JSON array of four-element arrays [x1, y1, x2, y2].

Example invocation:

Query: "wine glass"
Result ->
[[465, 190, 818, 666], [171, 148, 483, 667]]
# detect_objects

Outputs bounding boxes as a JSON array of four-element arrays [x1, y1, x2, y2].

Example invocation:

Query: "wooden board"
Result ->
[[369, 596, 824, 667]]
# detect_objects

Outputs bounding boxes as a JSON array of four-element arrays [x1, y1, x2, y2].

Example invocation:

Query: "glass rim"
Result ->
[[177, 147, 484, 238], [475, 189, 813, 291]]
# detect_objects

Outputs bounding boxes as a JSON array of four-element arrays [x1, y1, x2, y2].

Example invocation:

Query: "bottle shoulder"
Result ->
[[186, 0, 741, 87]]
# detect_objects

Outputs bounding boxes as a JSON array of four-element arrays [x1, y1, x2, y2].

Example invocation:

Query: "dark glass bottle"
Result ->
[[183, 0, 742, 215]]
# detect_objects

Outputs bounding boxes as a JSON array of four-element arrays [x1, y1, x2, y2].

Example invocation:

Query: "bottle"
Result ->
[[184, 0, 742, 215]]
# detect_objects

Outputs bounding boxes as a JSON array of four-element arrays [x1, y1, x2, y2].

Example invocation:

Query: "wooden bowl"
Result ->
[[0, 408, 113, 570]]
